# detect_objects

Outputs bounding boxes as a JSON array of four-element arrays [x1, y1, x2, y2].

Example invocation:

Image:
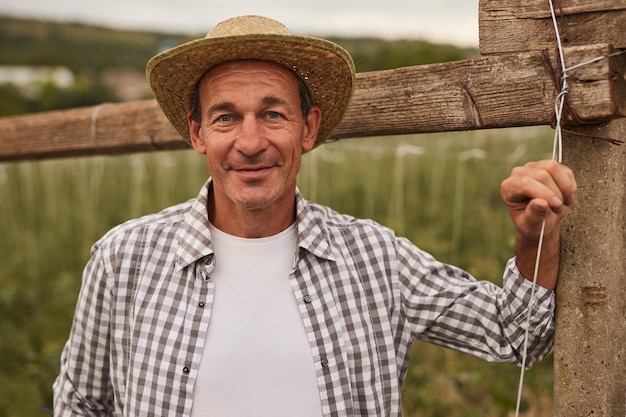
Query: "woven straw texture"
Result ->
[[146, 15, 356, 147]]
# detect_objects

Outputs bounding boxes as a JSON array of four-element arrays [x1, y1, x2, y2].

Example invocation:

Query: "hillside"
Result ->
[[0, 16, 478, 72], [0, 16, 194, 73], [0, 16, 479, 116]]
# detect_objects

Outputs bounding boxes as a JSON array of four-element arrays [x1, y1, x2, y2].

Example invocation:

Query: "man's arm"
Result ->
[[500, 160, 577, 290], [53, 248, 114, 415]]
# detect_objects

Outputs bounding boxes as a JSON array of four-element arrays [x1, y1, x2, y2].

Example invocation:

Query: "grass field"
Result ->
[[0, 126, 556, 416]]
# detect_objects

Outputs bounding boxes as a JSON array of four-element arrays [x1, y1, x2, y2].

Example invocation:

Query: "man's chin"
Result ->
[[231, 190, 277, 211]]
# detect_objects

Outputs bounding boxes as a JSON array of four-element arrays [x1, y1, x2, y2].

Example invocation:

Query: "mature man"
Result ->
[[54, 15, 577, 416]]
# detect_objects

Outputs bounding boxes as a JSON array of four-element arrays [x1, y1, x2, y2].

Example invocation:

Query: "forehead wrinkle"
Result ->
[[208, 95, 289, 113]]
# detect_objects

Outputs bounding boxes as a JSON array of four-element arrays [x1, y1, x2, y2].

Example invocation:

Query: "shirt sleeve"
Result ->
[[397, 237, 555, 368], [53, 244, 115, 416]]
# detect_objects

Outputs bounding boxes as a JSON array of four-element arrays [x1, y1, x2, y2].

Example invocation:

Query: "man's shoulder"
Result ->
[[95, 199, 194, 250], [303, 199, 395, 238]]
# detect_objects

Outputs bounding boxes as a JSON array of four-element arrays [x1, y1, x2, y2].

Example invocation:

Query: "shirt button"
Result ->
[[203, 255, 213, 265], [183, 366, 190, 374], [198, 302, 205, 308], [303, 295, 312, 303], [320, 358, 329, 368]]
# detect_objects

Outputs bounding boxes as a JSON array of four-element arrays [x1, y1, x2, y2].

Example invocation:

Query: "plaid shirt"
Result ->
[[54, 179, 555, 416]]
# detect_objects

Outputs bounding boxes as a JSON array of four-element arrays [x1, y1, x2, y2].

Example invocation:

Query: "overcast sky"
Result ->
[[0, 0, 479, 47]]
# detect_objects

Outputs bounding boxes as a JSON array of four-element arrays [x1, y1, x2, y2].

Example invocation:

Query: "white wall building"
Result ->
[[0, 66, 75, 95]]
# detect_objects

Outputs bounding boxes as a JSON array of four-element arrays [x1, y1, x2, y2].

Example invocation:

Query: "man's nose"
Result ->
[[234, 117, 269, 156]]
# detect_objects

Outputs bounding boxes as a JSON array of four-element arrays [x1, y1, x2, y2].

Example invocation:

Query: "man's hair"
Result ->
[[189, 74, 314, 124]]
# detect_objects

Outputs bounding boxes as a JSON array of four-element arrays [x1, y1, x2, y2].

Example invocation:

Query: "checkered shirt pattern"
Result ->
[[54, 179, 555, 416]]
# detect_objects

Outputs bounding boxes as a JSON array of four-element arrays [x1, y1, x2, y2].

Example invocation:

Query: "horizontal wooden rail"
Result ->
[[479, 0, 626, 20], [339, 44, 626, 139], [479, 0, 626, 54], [1, 44, 624, 161]]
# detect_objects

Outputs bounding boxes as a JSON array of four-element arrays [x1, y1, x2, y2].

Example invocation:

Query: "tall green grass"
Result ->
[[0, 127, 555, 416]]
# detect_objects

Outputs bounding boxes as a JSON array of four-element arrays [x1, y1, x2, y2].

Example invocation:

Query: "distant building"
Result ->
[[0, 66, 75, 96]]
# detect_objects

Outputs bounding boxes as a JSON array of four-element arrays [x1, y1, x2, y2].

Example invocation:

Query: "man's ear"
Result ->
[[188, 113, 206, 154], [302, 106, 322, 152]]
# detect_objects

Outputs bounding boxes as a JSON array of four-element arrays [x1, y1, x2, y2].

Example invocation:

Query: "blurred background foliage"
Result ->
[[0, 16, 552, 416]]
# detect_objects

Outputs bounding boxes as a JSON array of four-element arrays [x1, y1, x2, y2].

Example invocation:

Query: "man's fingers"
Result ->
[[533, 160, 577, 207], [501, 160, 576, 242], [501, 160, 577, 210]]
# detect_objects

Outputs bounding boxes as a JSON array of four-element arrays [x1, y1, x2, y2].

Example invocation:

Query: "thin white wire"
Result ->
[[566, 50, 626, 73], [514, 1, 565, 415]]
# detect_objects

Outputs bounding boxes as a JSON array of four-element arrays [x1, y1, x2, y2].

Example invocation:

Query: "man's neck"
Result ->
[[207, 190, 297, 238]]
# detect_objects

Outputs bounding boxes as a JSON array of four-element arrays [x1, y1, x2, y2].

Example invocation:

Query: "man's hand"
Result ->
[[500, 160, 577, 289]]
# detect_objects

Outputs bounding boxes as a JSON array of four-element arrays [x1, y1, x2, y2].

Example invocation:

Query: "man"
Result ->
[[54, 15, 577, 416]]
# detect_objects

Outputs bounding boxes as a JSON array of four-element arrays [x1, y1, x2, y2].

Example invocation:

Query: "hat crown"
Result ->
[[206, 15, 292, 38]]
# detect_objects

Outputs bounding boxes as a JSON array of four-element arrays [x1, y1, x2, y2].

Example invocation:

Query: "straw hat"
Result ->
[[146, 15, 356, 147]]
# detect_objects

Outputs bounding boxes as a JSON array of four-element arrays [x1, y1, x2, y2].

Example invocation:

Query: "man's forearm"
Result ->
[[514, 229, 560, 290]]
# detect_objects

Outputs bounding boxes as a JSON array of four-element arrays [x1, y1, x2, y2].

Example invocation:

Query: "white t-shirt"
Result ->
[[190, 223, 323, 417]]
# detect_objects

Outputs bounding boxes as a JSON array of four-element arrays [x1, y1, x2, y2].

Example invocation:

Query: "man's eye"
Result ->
[[217, 114, 233, 122], [265, 112, 281, 119]]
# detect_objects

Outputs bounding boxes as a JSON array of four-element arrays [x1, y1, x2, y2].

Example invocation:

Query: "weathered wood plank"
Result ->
[[479, 3, 626, 55], [340, 44, 625, 139], [0, 100, 187, 161], [480, 0, 626, 19], [1, 45, 624, 161]]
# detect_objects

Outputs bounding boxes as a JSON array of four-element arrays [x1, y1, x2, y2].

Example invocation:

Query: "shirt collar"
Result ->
[[176, 179, 214, 270], [294, 191, 335, 262], [175, 179, 336, 270]]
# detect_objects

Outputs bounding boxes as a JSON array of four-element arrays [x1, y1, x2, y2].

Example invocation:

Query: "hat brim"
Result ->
[[146, 34, 355, 148]]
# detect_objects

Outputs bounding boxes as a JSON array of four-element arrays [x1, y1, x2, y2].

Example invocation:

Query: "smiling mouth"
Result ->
[[233, 165, 274, 178]]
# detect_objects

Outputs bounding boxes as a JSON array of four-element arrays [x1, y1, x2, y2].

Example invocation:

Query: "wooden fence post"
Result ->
[[554, 119, 626, 416], [478, 3, 626, 411]]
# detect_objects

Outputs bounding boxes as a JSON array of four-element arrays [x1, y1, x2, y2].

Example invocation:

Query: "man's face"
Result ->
[[188, 60, 320, 234]]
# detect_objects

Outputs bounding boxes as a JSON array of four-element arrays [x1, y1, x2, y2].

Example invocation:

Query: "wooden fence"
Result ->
[[0, 1, 625, 415]]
